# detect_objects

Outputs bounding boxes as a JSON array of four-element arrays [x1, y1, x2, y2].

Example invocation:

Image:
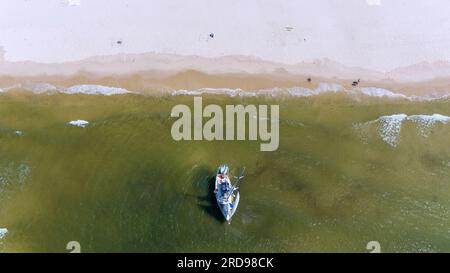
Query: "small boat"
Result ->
[[214, 165, 244, 223]]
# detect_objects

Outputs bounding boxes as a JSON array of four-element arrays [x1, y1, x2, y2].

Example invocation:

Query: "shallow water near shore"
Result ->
[[0, 92, 449, 252]]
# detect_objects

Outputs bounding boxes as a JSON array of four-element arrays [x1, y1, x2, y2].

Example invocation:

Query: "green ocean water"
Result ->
[[0, 92, 449, 252]]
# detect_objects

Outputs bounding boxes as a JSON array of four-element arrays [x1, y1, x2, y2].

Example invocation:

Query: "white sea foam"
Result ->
[[257, 87, 313, 97], [21, 83, 58, 93], [63, 85, 130, 95], [171, 90, 201, 96], [406, 114, 450, 137], [172, 83, 345, 98], [265, 84, 343, 97], [377, 114, 408, 146], [0, 84, 21, 92], [239, 91, 258, 97], [0, 228, 8, 240], [0, 83, 57, 94], [171, 85, 449, 101], [172, 88, 243, 97], [1, 81, 449, 101], [315, 83, 343, 93], [407, 114, 450, 124], [358, 87, 408, 99], [355, 113, 450, 146], [410, 93, 450, 101], [67, 120, 89, 128], [286, 87, 316, 97], [0, 83, 130, 96]]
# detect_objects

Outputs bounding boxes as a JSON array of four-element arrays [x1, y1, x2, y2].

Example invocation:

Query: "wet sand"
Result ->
[[1, 69, 450, 97]]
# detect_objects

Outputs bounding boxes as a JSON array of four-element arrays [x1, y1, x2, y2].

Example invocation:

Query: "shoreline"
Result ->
[[1, 70, 450, 98]]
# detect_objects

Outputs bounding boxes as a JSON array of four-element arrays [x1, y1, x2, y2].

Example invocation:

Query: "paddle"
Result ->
[[225, 167, 246, 199]]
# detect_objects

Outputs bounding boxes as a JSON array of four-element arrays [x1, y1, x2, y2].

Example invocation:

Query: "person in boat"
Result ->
[[214, 165, 229, 193]]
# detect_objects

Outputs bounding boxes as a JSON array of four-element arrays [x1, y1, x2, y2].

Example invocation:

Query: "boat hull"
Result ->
[[216, 191, 240, 223]]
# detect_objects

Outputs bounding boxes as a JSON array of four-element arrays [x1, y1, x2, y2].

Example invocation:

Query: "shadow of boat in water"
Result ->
[[197, 176, 225, 223], [184, 165, 225, 223]]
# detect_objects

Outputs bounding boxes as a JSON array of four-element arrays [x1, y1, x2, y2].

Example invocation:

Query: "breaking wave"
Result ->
[[62, 85, 130, 95], [354, 114, 450, 147], [1, 82, 450, 101], [0, 228, 7, 240], [0, 83, 131, 96], [358, 87, 408, 99], [172, 85, 449, 101], [172, 88, 248, 97]]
